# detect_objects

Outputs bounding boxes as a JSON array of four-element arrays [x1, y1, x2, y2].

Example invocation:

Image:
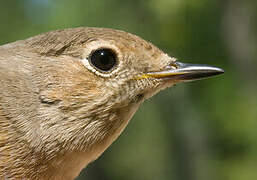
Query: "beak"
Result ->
[[143, 61, 224, 82]]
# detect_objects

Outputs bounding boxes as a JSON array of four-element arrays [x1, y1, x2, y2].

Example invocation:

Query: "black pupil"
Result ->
[[90, 49, 117, 72]]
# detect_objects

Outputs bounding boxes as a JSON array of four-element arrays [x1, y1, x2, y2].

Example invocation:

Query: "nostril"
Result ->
[[166, 62, 179, 70]]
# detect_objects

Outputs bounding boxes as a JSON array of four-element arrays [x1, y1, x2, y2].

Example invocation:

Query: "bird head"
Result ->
[[17, 27, 223, 172], [29, 27, 222, 105]]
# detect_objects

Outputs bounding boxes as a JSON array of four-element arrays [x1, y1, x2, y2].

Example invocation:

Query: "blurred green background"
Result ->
[[1, 0, 256, 179]]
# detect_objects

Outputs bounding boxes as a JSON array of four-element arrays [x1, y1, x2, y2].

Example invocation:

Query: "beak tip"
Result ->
[[212, 67, 225, 75]]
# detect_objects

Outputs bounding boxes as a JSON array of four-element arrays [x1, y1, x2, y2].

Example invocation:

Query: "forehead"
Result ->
[[83, 28, 171, 71], [84, 28, 162, 57]]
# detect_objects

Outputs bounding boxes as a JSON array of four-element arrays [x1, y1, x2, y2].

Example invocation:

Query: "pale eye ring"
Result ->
[[89, 48, 117, 72]]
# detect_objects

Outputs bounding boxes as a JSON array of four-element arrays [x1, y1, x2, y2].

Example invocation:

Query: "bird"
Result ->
[[0, 27, 223, 179]]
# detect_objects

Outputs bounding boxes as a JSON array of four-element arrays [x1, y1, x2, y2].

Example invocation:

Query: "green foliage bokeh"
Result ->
[[1, 0, 256, 180]]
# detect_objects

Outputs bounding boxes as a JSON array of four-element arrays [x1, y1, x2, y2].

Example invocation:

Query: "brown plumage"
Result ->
[[0, 27, 223, 179]]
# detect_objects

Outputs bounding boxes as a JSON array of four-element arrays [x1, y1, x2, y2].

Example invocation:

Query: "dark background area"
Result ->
[[1, 0, 256, 180]]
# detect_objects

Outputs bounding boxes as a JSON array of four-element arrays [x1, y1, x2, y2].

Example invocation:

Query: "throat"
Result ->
[[40, 102, 142, 179]]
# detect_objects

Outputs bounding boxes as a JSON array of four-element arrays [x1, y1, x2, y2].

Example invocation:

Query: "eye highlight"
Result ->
[[89, 48, 117, 72]]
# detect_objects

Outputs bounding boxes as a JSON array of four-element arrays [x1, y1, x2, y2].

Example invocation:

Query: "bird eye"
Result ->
[[89, 48, 117, 72]]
